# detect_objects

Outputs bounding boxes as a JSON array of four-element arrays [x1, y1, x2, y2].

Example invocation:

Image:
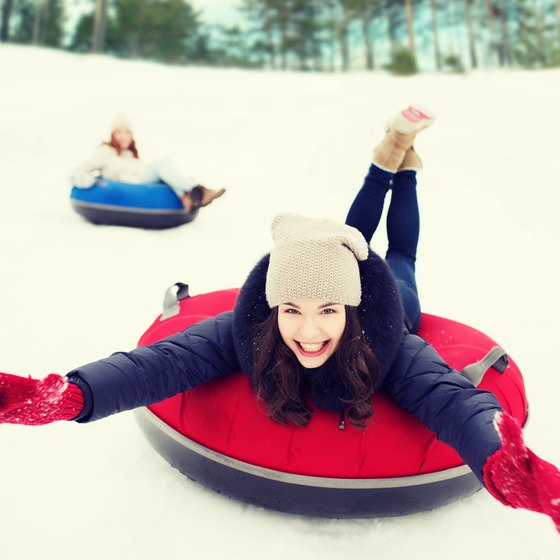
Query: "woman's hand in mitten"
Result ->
[[483, 411, 560, 532], [0, 371, 84, 425], [72, 171, 96, 188]]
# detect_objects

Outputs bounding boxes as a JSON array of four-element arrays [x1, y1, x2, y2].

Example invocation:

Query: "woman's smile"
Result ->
[[277, 300, 346, 367], [295, 339, 331, 357]]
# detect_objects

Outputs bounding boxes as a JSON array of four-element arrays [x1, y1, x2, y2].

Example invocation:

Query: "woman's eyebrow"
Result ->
[[284, 302, 300, 309], [319, 302, 339, 309]]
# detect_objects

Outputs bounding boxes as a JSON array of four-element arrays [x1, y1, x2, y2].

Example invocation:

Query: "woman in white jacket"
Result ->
[[72, 114, 226, 212]]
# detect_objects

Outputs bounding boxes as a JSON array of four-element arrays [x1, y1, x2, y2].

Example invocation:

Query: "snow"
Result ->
[[1, 44, 559, 558]]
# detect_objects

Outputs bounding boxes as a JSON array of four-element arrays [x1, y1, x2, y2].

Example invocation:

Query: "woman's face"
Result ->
[[112, 128, 133, 150], [277, 300, 346, 368]]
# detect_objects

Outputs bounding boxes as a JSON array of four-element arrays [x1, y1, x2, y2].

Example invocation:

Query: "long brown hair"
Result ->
[[252, 306, 380, 429], [105, 132, 139, 158]]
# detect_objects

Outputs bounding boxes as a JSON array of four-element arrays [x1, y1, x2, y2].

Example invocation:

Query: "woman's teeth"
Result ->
[[299, 342, 325, 352]]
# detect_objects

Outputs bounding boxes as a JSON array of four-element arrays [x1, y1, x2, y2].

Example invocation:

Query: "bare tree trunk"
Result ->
[[386, 3, 399, 54], [485, 0, 499, 65], [556, 0, 560, 46], [429, 0, 442, 69], [1, 0, 14, 42], [339, 22, 350, 71], [324, 2, 336, 72], [279, 27, 287, 69], [444, 0, 456, 55], [312, 41, 322, 72], [532, 0, 547, 66], [279, 6, 288, 71], [266, 23, 276, 70], [464, 0, 478, 68], [362, 12, 374, 70], [32, 0, 44, 45], [311, 0, 323, 72], [497, 0, 511, 66], [474, 0, 489, 66], [92, 0, 107, 53], [339, 2, 360, 72], [404, 0, 416, 58]]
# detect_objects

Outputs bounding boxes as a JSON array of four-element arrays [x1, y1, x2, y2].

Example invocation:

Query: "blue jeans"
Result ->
[[137, 157, 198, 196], [346, 164, 421, 333]]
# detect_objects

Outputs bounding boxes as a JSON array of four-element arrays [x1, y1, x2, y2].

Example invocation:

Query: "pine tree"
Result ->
[[10, 0, 33, 43], [556, 0, 560, 45], [9, 0, 63, 46], [240, 0, 279, 69], [290, 0, 324, 70], [513, 0, 555, 67], [1, 0, 14, 41], [42, 0, 64, 46]]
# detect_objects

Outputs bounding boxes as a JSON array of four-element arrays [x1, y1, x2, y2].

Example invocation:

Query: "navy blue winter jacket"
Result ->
[[68, 315, 502, 480], [67, 251, 504, 482]]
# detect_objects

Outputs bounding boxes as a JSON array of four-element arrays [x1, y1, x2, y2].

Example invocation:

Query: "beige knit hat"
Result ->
[[111, 113, 133, 133], [265, 213, 369, 308]]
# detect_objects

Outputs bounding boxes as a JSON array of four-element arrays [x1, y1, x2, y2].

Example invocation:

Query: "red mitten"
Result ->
[[483, 411, 560, 532], [0, 371, 84, 425]]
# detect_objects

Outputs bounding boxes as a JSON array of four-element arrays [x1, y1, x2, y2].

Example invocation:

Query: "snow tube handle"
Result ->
[[161, 283, 190, 320], [462, 346, 509, 386]]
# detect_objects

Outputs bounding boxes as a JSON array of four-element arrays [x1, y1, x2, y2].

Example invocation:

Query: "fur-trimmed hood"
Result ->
[[232, 250, 406, 413]]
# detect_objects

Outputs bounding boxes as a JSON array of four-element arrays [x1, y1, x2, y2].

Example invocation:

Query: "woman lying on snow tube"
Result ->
[[1, 107, 559, 530], [70, 113, 225, 229], [133, 284, 525, 517]]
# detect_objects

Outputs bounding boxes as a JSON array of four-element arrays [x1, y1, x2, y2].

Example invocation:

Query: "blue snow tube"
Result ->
[[70, 178, 198, 229]]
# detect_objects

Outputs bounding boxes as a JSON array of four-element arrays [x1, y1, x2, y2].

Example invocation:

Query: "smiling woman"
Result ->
[[133, 286, 527, 517]]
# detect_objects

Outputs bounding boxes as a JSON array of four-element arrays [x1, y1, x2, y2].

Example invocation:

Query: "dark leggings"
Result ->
[[345, 164, 421, 333]]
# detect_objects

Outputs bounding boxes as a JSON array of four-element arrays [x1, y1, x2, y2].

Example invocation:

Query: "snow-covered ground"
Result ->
[[1, 45, 559, 559]]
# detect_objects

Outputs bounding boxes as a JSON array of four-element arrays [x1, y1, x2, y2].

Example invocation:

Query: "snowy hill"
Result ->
[[0, 45, 559, 559]]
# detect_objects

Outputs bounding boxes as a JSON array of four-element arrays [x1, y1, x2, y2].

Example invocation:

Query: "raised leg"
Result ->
[[346, 106, 434, 332], [385, 169, 421, 333], [345, 164, 393, 244], [148, 157, 198, 194], [372, 106, 435, 172]]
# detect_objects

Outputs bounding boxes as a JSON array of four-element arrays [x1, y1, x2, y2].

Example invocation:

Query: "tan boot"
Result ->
[[372, 106, 435, 172], [372, 128, 417, 172], [198, 186, 226, 207], [186, 185, 226, 212], [398, 146, 423, 172]]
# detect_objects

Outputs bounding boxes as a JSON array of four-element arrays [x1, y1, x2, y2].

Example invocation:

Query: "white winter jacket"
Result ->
[[73, 144, 148, 184], [72, 144, 199, 195]]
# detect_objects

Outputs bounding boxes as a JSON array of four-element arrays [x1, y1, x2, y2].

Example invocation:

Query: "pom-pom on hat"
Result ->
[[111, 112, 133, 133], [265, 213, 369, 308]]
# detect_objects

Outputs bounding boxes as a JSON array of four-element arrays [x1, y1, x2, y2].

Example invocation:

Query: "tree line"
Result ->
[[2, 0, 560, 73]]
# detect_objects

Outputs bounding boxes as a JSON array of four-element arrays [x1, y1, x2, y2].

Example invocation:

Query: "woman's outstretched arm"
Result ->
[[0, 312, 239, 425], [383, 334, 504, 481], [384, 334, 560, 531]]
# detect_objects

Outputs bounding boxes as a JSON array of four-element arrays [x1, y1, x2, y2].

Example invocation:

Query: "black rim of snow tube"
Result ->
[[71, 200, 197, 229], [134, 407, 482, 518]]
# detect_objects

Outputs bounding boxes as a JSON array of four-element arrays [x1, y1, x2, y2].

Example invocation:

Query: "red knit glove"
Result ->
[[483, 411, 560, 532], [0, 371, 84, 425]]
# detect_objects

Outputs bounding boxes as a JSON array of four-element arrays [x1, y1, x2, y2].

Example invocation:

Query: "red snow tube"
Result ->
[[134, 288, 528, 517]]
